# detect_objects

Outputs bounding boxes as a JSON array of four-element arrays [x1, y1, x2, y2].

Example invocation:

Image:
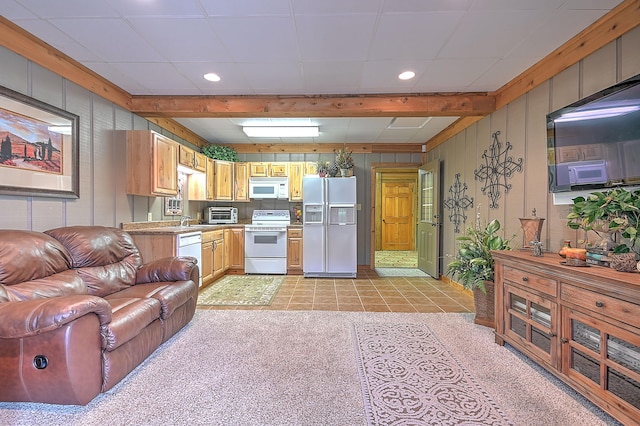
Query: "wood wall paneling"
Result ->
[[621, 26, 640, 80], [93, 96, 117, 227]]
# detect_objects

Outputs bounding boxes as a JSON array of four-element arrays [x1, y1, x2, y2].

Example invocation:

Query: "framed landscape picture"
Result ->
[[0, 85, 79, 198]]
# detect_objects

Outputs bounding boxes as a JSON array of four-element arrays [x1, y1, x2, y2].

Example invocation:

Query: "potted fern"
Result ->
[[447, 215, 512, 327]]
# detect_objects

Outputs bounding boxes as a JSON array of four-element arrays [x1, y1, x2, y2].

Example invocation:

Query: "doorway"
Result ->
[[371, 165, 420, 269]]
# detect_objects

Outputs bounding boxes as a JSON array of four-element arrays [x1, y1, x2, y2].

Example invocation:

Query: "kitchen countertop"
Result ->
[[122, 221, 303, 235]]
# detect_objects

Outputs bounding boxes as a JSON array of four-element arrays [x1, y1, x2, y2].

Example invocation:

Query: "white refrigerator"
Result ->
[[303, 176, 357, 278]]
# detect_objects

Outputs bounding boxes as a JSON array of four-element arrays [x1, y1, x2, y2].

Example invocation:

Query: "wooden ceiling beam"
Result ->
[[128, 93, 495, 118], [229, 143, 422, 154]]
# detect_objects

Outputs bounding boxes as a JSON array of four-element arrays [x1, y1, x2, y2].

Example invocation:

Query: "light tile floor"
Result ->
[[200, 267, 475, 313]]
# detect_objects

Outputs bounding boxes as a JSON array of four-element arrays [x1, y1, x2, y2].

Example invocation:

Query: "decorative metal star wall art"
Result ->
[[474, 131, 523, 209], [443, 173, 474, 233]]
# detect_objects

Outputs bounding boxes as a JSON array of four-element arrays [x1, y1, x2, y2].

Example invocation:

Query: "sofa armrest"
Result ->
[[0, 295, 112, 338], [135, 256, 198, 284]]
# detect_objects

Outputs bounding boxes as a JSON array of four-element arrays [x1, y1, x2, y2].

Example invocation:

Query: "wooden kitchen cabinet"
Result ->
[[214, 160, 233, 201], [494, 251, 640, 425], [287, 228, 303, 274], [250, 162, 269, 177], [305, 161, 318, 175], [201, 232, 214, 286], [212, 230, 225, 278], [123, 130, 178, 196], [228, 227, 245, 273], [250, 162, 288, 177], [224, 228, 231, 271], [289, 162, 304, 201], [202, 229, 225, 285], [270, 162, 289, 177], [179, 145, 207, 173], [187, 157, 214, 201], [234, 162, 249, 201]]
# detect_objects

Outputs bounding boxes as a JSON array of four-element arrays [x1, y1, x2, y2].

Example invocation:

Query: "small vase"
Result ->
[[340, 168, 348, 177], [558, 240, 571, 258]]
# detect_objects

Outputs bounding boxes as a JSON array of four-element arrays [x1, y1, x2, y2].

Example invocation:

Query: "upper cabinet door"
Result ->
[[124, 130, 178, 197]]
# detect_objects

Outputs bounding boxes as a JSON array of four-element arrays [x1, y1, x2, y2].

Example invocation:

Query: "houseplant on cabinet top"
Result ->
[[335, 147, 354, 176], [446, 212, 512, 327]]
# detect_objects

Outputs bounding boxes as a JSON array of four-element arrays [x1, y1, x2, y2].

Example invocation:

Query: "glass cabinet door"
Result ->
[[562, 308, 640, 413], [504, 283, 557, 367]]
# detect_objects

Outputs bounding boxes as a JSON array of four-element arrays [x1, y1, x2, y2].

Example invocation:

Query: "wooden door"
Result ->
[[417, 160, 441, 277], [381, 182, 414, 250], [234, 162, 249, 201]]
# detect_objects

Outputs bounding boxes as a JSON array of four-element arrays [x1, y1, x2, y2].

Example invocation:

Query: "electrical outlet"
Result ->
[[147, 212, 153, 221]]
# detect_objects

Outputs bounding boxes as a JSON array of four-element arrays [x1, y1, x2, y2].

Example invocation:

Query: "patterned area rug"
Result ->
[[375, 268, 430, 277], [353, 322, 514, 425], [197, 275, 284, 306], [375, 251, 418, 268]]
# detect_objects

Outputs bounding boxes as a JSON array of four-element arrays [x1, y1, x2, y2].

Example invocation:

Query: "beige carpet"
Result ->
[[197, 275, 284, 306], [0, 311, 619, 426]]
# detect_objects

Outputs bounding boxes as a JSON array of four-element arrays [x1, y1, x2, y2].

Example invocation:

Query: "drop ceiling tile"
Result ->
[[301, 61, 364, 94], [471, 57, 540, 90], [470, 0, 564, 11], [438, 10, 551, 59], [103, 0, 204, 16], [48, 18, 164, 62], [199, 0, 291, 16], [12, 0, 118, 18], [85, 62, 151, 94], [414, 58, 499, 91], [10, 19, 103, 62], [211, 16, 299, 63], [508, 10, 614, 60], [173, 63, 251, 95], [0, 1, 38, 19], [360, 60, 432, 92], [237, 62, 304, 94], [560, 0, 623, 9], [369, 12, 464, 61], [108, 62, 200, 94], [296, 14, 377, 62], [293, 0, 382, 14], [127, 18, 231, 62], [381, 0, 473, 13]]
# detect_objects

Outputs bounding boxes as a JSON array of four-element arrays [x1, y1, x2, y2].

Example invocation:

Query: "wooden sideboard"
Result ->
[[493, 250, 640, 425]]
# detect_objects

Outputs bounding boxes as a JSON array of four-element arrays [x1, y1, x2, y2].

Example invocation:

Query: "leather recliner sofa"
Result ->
[[0, 226, 199, 405]]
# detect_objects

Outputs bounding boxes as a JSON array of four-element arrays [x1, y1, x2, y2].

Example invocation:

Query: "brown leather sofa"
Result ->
[[0, 226, 199, 405]]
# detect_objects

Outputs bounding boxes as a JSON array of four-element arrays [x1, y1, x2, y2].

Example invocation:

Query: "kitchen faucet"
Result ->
[[179, 216, 191, 227]]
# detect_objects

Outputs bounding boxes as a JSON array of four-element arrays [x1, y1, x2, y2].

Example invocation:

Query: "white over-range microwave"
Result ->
[[248, 177, 289, 199]]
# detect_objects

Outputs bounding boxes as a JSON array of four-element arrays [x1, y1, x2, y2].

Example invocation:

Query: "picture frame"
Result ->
[[0, 85, 79, 198]]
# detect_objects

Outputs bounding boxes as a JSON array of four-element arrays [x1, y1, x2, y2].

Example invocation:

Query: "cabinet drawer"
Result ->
[[561, 284, 640, 328], [288, 228, 302, 238], [503, 265, 557, 297]]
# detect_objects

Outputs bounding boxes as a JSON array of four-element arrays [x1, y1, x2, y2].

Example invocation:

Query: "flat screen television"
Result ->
[[547, 73, 640, 200]]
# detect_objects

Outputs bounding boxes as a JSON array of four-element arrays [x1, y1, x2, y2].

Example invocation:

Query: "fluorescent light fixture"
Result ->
[[555, 105, 640, 122], [243, 126, 319, 138]]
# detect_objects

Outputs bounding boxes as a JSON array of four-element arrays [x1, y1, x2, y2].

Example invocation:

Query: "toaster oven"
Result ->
[[206, 207, 238, 224]]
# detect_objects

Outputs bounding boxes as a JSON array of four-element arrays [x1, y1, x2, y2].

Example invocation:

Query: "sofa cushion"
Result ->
[[104, 280, 197, 320], [0, 230, 72, 286], [45, 226, 143, 297], [0, 270, 86, 303], [102, 297, 161, 351]]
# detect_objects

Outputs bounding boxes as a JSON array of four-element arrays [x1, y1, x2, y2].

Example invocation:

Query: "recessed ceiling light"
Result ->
[[398, 71, 415, 80], [203, 73, 221, 82]]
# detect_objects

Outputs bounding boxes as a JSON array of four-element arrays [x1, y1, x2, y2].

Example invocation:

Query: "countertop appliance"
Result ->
[[244, 209, 290, 274], [206, 206, 238, 224], [176, 231, 202, 287], [303, 176, 357, 278], [249, 177, 289, 199]]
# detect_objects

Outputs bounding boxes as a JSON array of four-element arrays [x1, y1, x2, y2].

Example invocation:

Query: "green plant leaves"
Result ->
[[202, 145, 239, 162]]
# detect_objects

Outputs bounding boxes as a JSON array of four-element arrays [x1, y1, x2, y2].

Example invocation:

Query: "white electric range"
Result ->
[[244, 210, 291, 274]]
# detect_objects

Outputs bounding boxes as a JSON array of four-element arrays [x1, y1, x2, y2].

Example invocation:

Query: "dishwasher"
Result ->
[[176, 231, 202, 287]]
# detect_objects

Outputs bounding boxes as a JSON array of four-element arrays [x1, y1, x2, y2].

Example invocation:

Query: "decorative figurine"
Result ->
[[531, 234, 544, 257]]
